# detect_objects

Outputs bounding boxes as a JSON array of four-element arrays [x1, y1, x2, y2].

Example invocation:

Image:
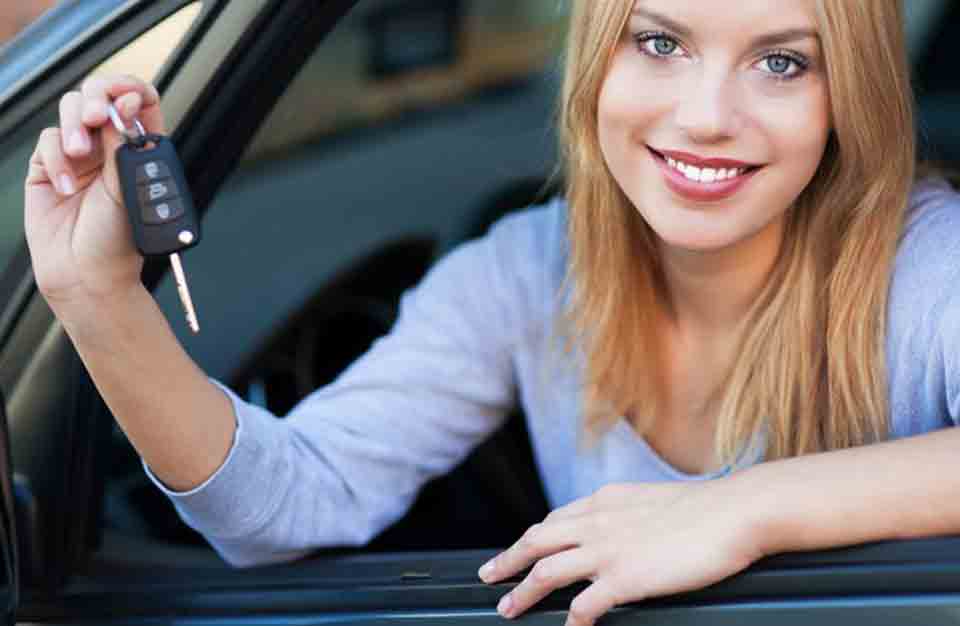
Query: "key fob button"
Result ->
[[137, 178, 179, 206], [141, 197, 186, 225], [136, 160, 172, 182]]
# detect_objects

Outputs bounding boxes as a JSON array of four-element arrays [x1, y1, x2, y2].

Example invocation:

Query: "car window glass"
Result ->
[[95, 3, 203, 80], [243, 0, 569, 163], [0, 2, 203, 274]]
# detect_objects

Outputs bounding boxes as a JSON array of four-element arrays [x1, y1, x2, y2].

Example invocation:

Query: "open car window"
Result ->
[[110, 0, 960, 568], [110, 0, 567, 559]]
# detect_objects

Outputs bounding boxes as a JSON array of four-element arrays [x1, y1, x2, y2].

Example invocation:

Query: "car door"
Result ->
[[3, 1, 960, 625]]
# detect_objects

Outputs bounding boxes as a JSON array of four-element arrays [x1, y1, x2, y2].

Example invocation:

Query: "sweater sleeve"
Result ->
[[142, 205, 552, 566]]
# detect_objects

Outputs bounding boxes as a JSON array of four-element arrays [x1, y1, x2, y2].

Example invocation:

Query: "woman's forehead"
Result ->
[[629, 0, 819, 33]]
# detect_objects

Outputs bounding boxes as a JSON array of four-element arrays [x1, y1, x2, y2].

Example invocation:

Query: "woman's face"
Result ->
[[598, 0, 831, 254]]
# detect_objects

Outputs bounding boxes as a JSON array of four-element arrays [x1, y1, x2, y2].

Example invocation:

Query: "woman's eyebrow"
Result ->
[[631, 7, 694, 40], [631, 7, 820, 49]]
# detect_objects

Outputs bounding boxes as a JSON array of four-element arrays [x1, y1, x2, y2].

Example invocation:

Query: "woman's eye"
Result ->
[[635, 34, 683, 58], [757, 53, 808, 79]]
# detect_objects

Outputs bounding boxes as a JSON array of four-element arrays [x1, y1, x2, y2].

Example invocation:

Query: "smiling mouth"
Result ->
[[648, 147, 763, 184]]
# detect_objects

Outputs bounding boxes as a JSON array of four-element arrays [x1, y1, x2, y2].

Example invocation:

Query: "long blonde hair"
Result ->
[[559, 0, 915, 464]]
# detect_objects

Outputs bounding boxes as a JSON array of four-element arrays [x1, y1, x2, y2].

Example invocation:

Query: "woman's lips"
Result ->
[[648, 147, 762, 203]]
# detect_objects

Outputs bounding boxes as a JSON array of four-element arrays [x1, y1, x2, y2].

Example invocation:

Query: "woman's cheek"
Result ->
[[601, 50, 683, 120], [599, 67, 676, 161], [757, 125, 824, 191], [748, 74, 830, 143]]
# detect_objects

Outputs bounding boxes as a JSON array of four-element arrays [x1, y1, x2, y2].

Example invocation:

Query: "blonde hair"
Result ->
[[559, 0, 915, 464]]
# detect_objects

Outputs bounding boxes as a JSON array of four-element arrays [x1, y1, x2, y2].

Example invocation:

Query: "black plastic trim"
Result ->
[[18, 537, 960, 621], [153, 0, 230, 96], [0, 389, 18, 622], [0, 257, 34, 350]]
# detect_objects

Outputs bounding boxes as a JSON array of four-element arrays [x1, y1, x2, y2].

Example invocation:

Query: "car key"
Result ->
[[107, 102, 201, 334]]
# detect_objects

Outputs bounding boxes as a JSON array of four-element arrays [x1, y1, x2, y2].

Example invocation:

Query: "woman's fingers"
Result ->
[[113, 91, 143, 120], [54, 88, 108, 192], [33, 127, 75, 196], [480, 518, 584, 584], [565, 579, 621, 626], [68, 74, 163, 202], [496, 549, 596, 619], [59, 91, 89, 159], [81, 74, 163, 134], [32, 75, 162, 199]]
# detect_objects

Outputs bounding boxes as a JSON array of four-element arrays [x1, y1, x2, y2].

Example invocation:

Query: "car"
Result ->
[[2, 0, 960, 624]]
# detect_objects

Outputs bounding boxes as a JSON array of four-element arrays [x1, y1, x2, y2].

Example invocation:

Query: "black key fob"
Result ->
[[108, 102, 202, 333], [115, 134, 202, 257]]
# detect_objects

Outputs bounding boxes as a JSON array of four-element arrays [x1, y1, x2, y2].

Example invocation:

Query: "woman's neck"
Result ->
[[657, 216, 785, 339]]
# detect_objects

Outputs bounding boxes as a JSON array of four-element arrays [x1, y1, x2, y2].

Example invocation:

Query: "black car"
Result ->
[[2, 0, 960, 624]]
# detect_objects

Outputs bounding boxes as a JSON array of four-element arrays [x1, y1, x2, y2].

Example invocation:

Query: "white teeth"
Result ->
[[663, 155, 745, 183]]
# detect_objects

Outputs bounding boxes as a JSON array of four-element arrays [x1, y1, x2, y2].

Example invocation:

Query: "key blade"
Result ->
[[169, 252, 200, 334]]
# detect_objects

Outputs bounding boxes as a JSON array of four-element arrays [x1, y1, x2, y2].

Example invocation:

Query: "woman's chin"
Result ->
[[649, 226, 743, 255]]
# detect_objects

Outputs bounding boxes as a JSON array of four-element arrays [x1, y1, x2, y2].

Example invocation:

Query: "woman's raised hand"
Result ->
[[24, 74, 164, 309]]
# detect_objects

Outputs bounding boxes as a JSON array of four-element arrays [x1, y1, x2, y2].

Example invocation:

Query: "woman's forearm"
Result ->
[[55, 285, 236, 492], [735, 427, 960, 557]]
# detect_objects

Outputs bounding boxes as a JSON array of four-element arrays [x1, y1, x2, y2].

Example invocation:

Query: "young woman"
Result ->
[[24, 1, 960, 625]]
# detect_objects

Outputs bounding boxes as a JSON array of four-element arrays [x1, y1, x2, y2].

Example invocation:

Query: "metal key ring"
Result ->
[[106, 102, 147, 145]]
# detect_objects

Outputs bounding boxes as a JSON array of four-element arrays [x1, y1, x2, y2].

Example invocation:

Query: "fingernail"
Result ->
[[83, 103, 104, 123], [497, 594, 513, 618], [68, 131, 88, 154], [120, 96, 136, 118], [479, 560, 495, 581], [59, 173, 76, 195]]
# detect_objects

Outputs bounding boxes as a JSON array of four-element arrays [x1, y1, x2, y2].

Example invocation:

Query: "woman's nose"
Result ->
[[673, 72, 743, 143]]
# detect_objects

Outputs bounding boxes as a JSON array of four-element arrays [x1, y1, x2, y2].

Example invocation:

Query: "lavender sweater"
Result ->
[[147, 180, 960, 566]]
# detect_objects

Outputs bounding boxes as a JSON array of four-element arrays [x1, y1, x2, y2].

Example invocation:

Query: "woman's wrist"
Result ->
[[719, 464, 787, 561], [50, 281, 159, 350]]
